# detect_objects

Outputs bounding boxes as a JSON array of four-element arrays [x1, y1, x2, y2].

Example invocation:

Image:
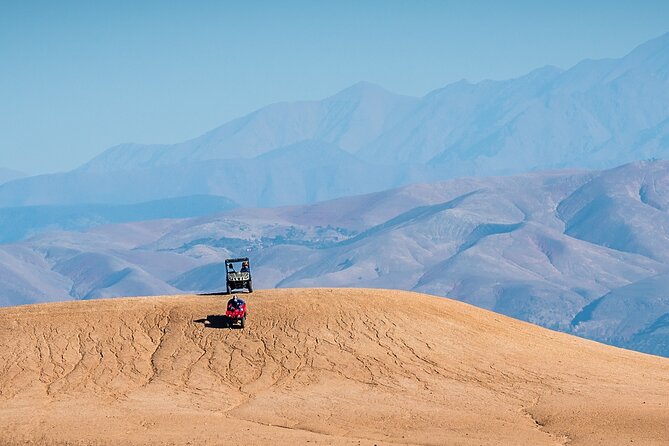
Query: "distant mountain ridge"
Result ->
[[0, 33, 668, 208], [0, 195, 237, 243], [78, 82, 419, 172], [81, 32, 669, 173]]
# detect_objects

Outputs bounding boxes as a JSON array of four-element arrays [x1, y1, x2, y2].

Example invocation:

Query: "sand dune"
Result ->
[[0, 289, 667, 445]]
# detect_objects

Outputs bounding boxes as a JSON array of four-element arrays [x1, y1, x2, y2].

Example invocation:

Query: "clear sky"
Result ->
[[2, 0, 668, 174]]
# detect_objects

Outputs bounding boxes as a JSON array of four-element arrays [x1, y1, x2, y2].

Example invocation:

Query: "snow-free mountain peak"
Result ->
[[78, 81, 417, 173], [622, 30, 669, 65], [327, 80, 397, 100]]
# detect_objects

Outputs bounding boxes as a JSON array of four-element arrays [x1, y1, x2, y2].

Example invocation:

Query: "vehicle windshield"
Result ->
[[227, 261, 250, 272]]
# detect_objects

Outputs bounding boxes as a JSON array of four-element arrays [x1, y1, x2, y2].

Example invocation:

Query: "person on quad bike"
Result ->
[[241, 260, 250, 272], [227, 295, 245, 311]]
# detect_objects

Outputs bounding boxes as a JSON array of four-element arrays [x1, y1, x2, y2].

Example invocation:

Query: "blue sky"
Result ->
[[2, 0, 669, 174]]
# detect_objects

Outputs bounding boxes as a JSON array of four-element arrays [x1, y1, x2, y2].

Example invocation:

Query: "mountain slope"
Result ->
[[0, 168, 26, 186], [558, 160, 669, 262], [571, 273, 669, 345], [0, 289, 667, 446], [78, 82, 418, 172]]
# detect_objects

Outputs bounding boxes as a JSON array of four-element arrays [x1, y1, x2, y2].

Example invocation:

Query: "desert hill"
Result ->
[[0, 289, 667, 445]]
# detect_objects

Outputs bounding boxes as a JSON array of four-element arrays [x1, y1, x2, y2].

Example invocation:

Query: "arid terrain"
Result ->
[[0, 288, 667, 445]]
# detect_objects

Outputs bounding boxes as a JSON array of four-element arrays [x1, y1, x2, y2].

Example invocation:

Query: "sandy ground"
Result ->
[[0, 288, 667, 445]]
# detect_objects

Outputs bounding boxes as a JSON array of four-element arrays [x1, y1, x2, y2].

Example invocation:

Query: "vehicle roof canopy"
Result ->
[[225, 257, 249, 264]]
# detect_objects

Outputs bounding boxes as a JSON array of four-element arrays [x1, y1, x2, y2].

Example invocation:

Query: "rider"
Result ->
[[240, 260, 250, 272], [227, 294, 245, 311]]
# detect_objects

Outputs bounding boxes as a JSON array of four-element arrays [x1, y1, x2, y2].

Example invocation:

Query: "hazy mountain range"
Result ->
[[1, 161, 668, 357], [0, 32, 668, 212]]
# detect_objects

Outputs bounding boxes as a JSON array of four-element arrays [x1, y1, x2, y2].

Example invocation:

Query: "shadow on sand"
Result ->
[[197, 290, 252, 296], [194, 315, 243, 329]]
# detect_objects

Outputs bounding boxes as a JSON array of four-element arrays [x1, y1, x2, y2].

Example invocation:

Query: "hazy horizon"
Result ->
[[2, 0, 669, 175]]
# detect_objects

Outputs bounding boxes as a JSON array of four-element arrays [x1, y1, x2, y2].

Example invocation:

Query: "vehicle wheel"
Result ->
[[247, 280, 253, 293], [240, 316, 246, 328]]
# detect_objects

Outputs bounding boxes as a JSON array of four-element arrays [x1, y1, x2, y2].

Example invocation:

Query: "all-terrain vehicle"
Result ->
[[225, 296, 248, 328], [225, 257, 253, 294]]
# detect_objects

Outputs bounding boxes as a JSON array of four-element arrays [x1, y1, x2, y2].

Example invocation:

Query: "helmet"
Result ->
[[232, 295, 238, 302]]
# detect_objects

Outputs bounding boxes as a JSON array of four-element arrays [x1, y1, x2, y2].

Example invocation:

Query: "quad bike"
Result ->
[[225, 299, 248, 328]]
